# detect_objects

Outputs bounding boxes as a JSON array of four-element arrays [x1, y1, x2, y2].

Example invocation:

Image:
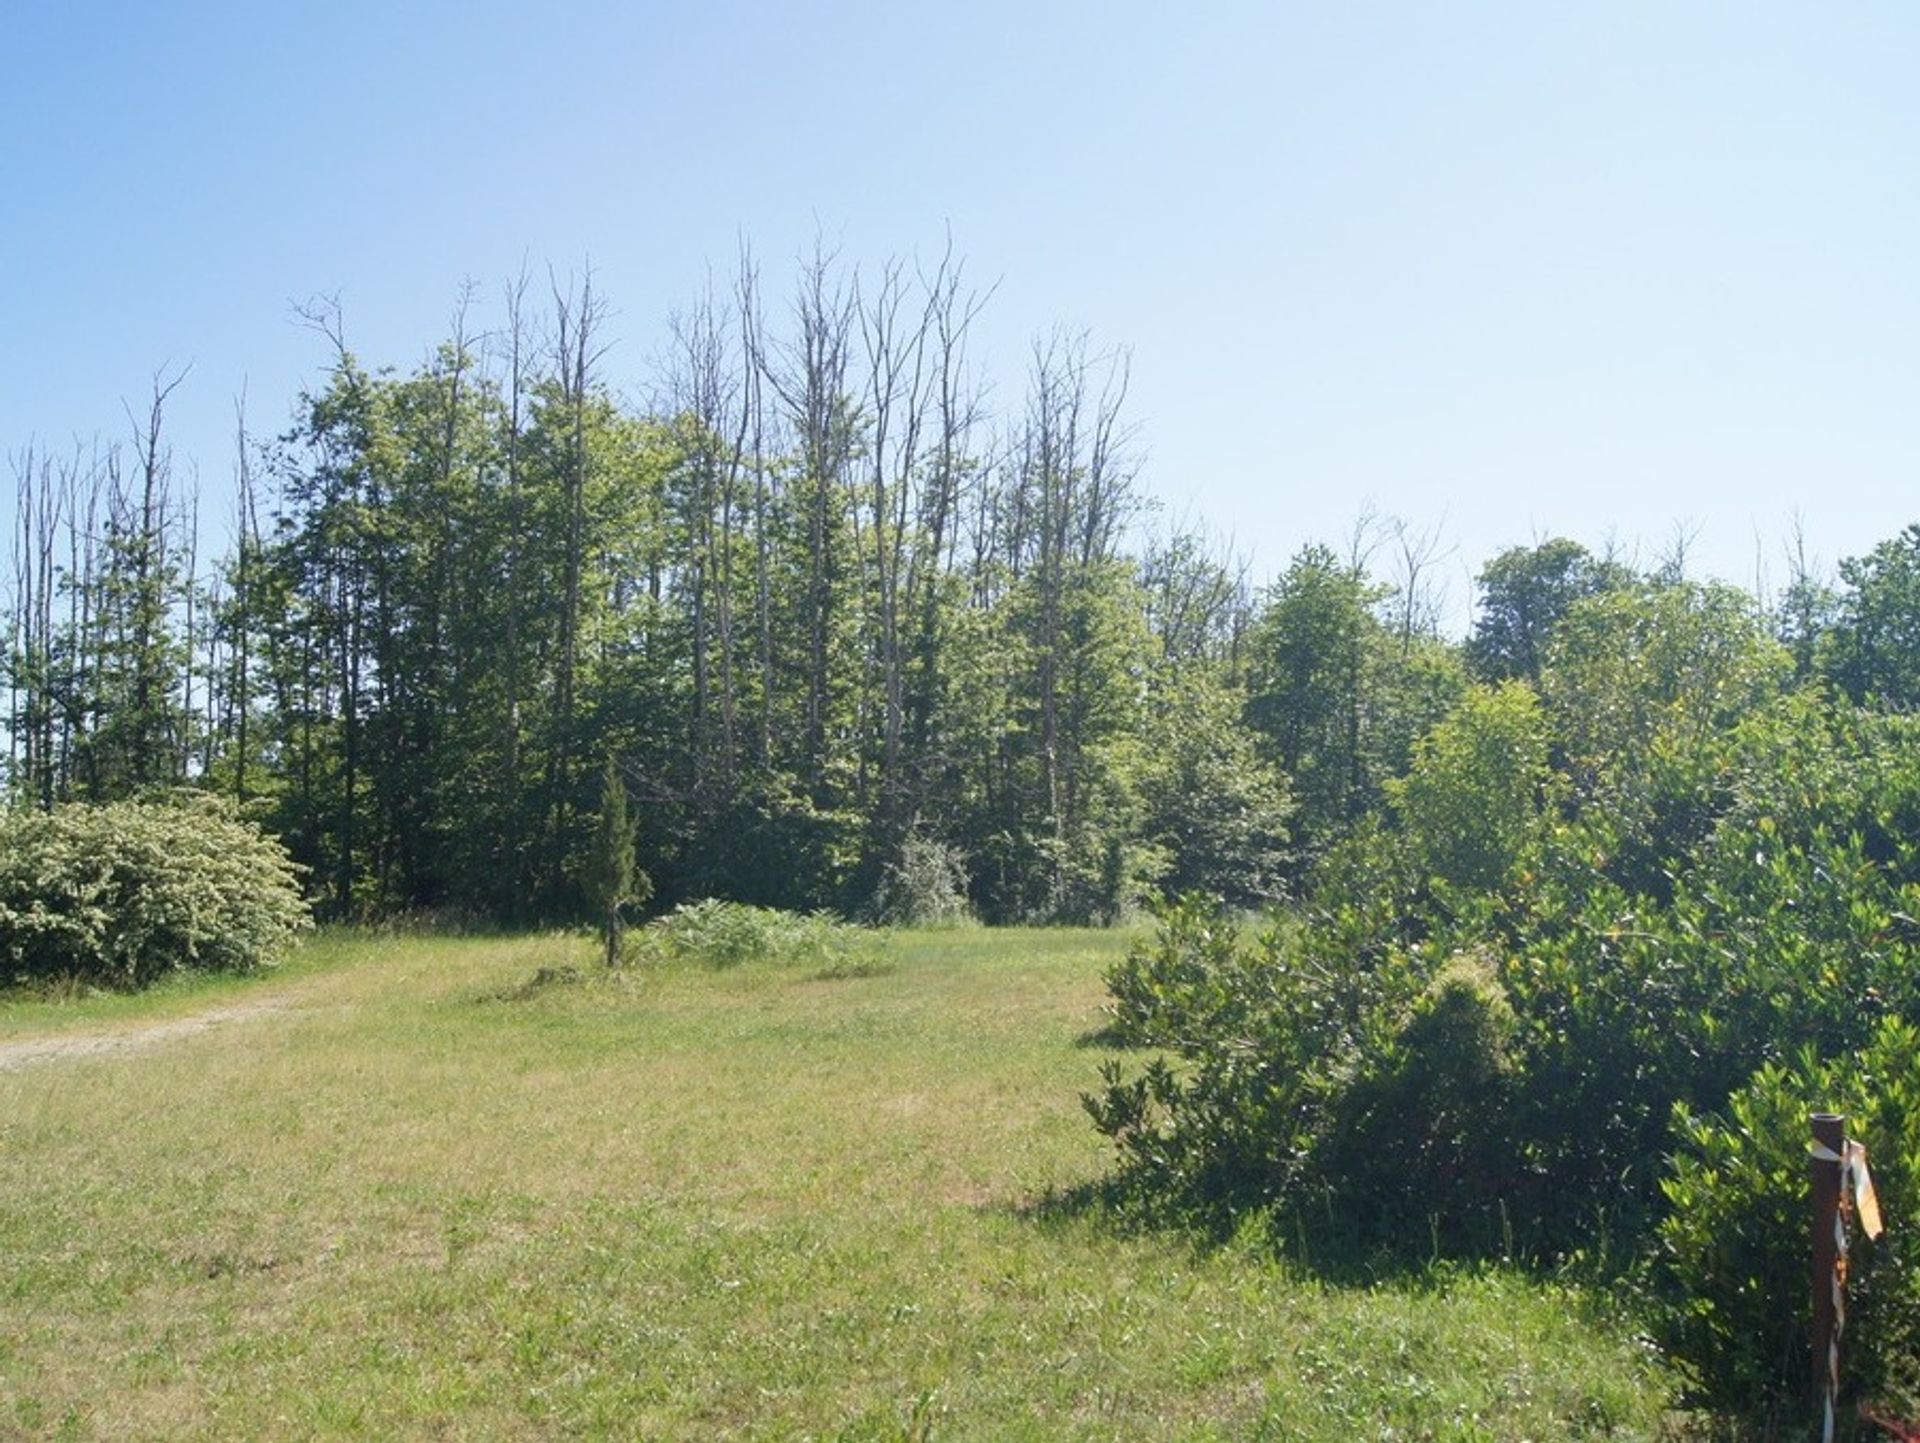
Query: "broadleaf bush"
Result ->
[[1087, 671, 1920, 1410], [867, 833, 974, 927], [1660, 1020, 1920, 1419], [0, 795, 311, 989]]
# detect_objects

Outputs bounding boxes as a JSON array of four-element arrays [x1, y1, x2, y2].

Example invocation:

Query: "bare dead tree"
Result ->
[[228, 388, 262, 799], [736, 243, 776, 769], [666, 272, 752, 796], [903, 240, 992, 795], [1140, 518, 1254, 667], [1345, 502, 1390, 578], [758, 239, 858, 793], [545, 262, 614, 888], [1655, 517, 1704, 585], [179, 474, 199, 780], [124, 367, 190, 788], [6, 444, 73, 805], [1385, 513, 1455, 653], [854, 253, 946, 825]]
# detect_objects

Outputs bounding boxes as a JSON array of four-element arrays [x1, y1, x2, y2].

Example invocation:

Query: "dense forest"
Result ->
[[4, 251, 1917, 933]]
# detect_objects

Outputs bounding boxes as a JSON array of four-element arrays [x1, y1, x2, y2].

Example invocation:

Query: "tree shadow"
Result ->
[[1071, 1022, 1144, 1049]]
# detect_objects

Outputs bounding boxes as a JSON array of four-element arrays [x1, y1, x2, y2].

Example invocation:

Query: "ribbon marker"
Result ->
[[1850, 1141, 1885, 1242]]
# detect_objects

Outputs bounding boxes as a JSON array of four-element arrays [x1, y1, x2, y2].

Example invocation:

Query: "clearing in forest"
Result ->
[[0, 929, 1673, 1440]]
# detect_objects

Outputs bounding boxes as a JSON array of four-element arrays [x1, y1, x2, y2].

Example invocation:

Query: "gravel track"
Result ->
[[0, 992, 297, 1072]]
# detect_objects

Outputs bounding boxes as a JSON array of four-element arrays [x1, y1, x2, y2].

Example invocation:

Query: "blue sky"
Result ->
[[5, 2, 1918, 626]]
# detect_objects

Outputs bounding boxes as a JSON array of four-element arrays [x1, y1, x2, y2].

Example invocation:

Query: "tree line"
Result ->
[[7, 248, 1919, 926]]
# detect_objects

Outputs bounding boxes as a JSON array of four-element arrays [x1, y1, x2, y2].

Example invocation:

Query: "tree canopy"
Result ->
[[9, 255, 1920, 945]]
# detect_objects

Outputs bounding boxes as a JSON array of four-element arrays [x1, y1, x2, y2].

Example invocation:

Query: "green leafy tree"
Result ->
[[1466, 538, 1627, 683], [1244, 545, 1382, 858], [1244, 545, 1465, 867], [1824, 523, 1920, 709], [1539, 580, 1790, 898], [1139, 666, 1293, 908], [1388, 680, 1550, 892], [1544, 580, 1788, 782]]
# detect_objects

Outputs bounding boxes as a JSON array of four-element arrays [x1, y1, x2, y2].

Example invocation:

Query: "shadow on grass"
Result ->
[[1071, 1022, 1142, 1049], [1007, 1163, 1646, 1295], [810, 957, 898, 981], [477, 964, 587, 1003]]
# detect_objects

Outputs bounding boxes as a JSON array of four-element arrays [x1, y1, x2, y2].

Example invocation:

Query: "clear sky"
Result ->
[[5, 2, 1918, 628]]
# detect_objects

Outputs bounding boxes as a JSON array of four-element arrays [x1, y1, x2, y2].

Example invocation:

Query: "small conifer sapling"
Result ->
[[588, 756, 649, 966]]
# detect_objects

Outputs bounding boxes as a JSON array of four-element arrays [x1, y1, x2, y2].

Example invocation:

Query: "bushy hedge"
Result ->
[[1089, 692, 1920, 1409], [0, 796, 311, 989]]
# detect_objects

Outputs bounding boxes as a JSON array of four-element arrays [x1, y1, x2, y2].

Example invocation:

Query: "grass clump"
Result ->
[[490, 964, 584, 1002]]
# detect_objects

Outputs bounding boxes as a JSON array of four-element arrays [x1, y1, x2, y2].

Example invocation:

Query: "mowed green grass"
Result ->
[[0, 929, 1676, 1440]]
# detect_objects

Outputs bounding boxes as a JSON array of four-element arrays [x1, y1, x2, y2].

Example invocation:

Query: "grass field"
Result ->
[[0, 928, 1678, 1440]]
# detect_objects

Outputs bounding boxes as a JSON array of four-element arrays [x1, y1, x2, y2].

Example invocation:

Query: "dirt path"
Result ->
[[0, 992, 300, 1073]]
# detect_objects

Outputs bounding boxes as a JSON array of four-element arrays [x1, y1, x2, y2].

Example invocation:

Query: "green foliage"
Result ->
[[584, 757, 648, 966], [1088, 884, 1428, 1217], [1825, 522, 1920, 709], [1660, 1019, 1920, 1417], [1139, 668, 1294, 909], [1102, 893, 1264, 1048], [1366, 631, 1472, 794], [1089, 689, 1920, 1320], [1542, 580, 1789, 805], [1540, 579, 1791, 902], [0, 796, 311, 988], [1388, 681, 1549, 891], [1466, 538, 1626, 683], [974, 556, 1165, 924], [867, 832, 973, 927], [1244, 545, 1384, 856], [1337, 952, 1520, 1249], [1244, 545, 1466, 869], [671, 781, 864, 917], [639, 898, 862, 968]]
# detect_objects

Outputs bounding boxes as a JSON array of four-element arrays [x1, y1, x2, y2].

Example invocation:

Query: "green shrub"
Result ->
[[0, 795, 311, 989], [1103, 894, 1240, 1047], [640, 898, 862, 968], [1660, 1019, 1920, 1419], [1337, 952, 1520, 1250], [1087, 882, 1429, 1218], [867, 834, 974, 927], [1088, 698, 1920, 1274]]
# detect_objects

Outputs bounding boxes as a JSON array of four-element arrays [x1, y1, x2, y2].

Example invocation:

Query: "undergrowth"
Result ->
[[633, 898, 872, 969]]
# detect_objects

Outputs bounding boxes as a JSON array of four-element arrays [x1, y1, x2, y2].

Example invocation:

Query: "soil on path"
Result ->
[[0, 991, 299, 1073]]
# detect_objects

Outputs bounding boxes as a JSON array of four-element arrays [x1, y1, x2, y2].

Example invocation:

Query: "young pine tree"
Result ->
[[587, 757, 649, 966]]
